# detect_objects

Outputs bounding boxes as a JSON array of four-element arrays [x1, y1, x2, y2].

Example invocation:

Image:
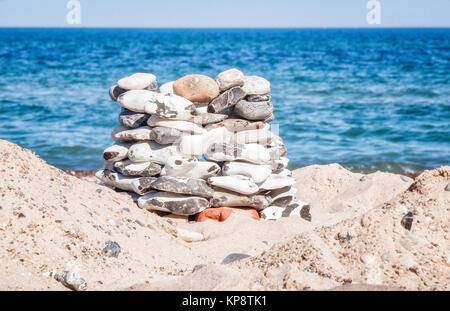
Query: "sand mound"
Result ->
[[2, 139, 446, 291]]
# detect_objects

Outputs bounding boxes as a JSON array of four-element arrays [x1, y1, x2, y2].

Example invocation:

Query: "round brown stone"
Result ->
[[173, 74, 219, 102]]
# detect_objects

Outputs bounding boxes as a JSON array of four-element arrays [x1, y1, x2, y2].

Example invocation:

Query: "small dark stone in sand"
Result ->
[[221, 253, 251, 264], [401, 212, 414, 231], [96, 188, 102, 193], [102, 241, 121, 258], [300, 204, 312, 222], [445, 183, 450, 191]]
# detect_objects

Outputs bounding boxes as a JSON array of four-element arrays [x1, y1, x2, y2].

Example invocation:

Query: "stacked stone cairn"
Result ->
[[96, 69, 311, 221]]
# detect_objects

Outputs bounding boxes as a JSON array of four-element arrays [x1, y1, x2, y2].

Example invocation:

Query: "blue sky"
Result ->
[[0, 0, 449, 28]]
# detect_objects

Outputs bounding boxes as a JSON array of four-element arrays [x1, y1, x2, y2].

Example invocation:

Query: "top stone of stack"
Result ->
[[98, 68, 310, 222]]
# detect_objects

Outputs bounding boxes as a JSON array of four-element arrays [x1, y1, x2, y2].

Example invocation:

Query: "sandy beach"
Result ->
[[1, 139, 448, 291]]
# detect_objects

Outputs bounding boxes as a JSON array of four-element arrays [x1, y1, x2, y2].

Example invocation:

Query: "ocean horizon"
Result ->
[[0, 27, 448, 173]]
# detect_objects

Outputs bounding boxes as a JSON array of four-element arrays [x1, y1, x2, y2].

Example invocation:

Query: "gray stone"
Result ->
[[221, 253, 250, 264], [150, 126, 186, 145], [216, 68, 245, 91], [152, 176, 214, 198], [205, 118, 268, 132], [233, 100, 274, 121], [246, 94, 271, 102], [147, 115, 206, 135], [131, 177, 157, 195], [128, 141, 183, 165], [207, 86, 246, 113], [53, 271, 87, 291], [114, 160, 161, 177], [137, 192, 209, 216], [242, 76, 270, 95], [119, 109, 149, 129], [189, 113, 229, 125], [109, 85, 126, 101], [205, 143, 271, 164], [101, 241, 121, 258], [446, 183, 450, 191], [118, 72, 157, 91], [210, 189, 271, 210], [401, 212, 414, 230]]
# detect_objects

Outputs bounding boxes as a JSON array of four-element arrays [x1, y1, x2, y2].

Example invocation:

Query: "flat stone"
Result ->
[[111, 125, 152, 141], [128, 141, 182, 165], [221, 253, 251, 265], [222, 161, 272, 183], [118, 90, 196, 120], [242, 76, 270, 95], [268, 145, 287, 159], [161, 157, 220, 180], [131, 177, 157, 195], [232, 129, 278, 146], [216, 68, 245, 91], [205, 118, 267, 132], [400, 175, 414, 183], [159, 81, 174, 95], [109, 85, 127, 101], [233, 100, 274, 121], [118, 72, 157, 91], [259, 174, 296, 191], [246, 94, 271, 102], [118, 109, 149, 129], [95, 170, 137, 192], [114, 160, 161, 177], [102, 142, 131, 162], [264, 113, 275, 123], [150, 126, 186, 145], [147, 115, 206, 135], [173, 74, 219, 102], [179, 127, 233, 156], [207, 87, 246, 113], [205, 142, 271, 164], [208, 175, 259, 195], [137, 192, 209, 216], [210, 189, 271, 210], [269, 186, 298, 207], [152, 176, 214, 198], [189, 112, 229, 125]]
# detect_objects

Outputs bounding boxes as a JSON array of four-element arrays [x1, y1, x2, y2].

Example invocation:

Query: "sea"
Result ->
[[0, 28, 448, 172]]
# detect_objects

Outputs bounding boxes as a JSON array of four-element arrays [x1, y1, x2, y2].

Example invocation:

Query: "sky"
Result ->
[[0, 0, 449, 28]]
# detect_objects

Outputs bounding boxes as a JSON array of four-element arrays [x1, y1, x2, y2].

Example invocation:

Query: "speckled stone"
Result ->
[[233, 100, 274, 121], [152, 176, 215, 198], [137, 192, 209, 216]]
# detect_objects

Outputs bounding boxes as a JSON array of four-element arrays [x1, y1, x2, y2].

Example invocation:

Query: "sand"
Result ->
[[0, 139, 448, 291]]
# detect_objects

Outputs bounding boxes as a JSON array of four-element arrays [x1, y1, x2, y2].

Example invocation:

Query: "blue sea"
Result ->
[[0, 28, 449, 172]]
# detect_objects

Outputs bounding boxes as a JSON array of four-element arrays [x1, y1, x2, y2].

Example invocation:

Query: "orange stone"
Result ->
[[196, 208, 233, 222]]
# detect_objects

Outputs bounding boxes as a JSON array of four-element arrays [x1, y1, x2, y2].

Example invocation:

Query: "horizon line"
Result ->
[[1, 26, 449, 29]]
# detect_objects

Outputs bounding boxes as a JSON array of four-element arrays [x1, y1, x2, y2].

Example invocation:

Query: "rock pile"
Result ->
[[96, 69, 310, 221]]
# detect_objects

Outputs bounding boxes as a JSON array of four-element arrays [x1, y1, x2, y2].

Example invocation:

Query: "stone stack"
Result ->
[[96, 69, 310, 221]]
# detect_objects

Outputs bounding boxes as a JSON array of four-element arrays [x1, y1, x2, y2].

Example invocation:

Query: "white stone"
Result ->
[[159, 81, 174, 95], [208, 175, 259, 195], [160, 155, 198, 176], [242, 75, 270, 95], [259, 174, 296, 190], [128, 141, 182, 164], [118, 73, 157, 91], [216, 68, 245, 91], [95, 170, 136, 192], [102, 142, 131, 162], [205, 118, 267, 132], [111, 125, 152, 141], [118, 90, 195, 120], [205, 143, 271, 164], [260, 206, 285, 221], [232, 129, 277, 146], [222, 161, 272, 183], [147, 115, 206, 135]]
